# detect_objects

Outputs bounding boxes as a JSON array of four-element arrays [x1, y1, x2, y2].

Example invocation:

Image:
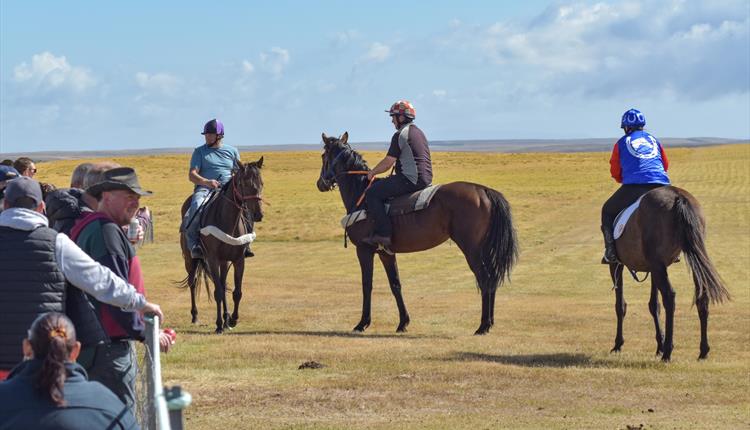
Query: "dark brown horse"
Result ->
[[609, 185, 729, 361], [316, 132, 518, 334], [179, 158, 265, 333]]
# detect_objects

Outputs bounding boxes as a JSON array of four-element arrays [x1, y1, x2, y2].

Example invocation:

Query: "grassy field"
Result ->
[[36, 144, 749, 429]]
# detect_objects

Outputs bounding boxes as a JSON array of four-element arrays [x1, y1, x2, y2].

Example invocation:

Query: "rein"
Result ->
[[336, 170, 374, 208]]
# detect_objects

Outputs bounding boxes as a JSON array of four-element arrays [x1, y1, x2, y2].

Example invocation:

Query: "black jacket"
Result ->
[[0, 225, 66, 370], [45, 188, 92, 236], [0, 359, 139, 430]]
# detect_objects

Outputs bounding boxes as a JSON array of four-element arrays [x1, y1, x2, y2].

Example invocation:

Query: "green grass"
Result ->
[[36, 144, 750, 429]]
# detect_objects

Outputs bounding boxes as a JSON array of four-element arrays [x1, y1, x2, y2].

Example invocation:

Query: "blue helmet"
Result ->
[[621, 109, 646, 129]]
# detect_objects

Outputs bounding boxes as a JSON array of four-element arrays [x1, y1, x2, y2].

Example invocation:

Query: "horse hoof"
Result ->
[[352, 323, 369, 333], [661, 355, 671, 363], [191, 318, 199, 325], [215, 328, 224, 335], [610, 347, 621, 354], [698, 345, 710, 360], [474, 327, 490, 335], [228, 318, 238, 328], [396, 326, 408, 333]]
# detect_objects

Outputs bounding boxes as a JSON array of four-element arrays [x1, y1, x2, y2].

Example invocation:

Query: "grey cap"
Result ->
[[4, 176, 43, 206]]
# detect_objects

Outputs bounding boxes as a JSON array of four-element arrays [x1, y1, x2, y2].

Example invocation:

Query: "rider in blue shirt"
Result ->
[[183, 119, 251, 259], [601, 108, 670, 264]]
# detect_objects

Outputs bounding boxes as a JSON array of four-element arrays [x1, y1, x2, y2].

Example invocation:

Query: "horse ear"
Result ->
[[322, 132, 328, 143], [340, 132, 348, 145], [256, 156, 264, 168]]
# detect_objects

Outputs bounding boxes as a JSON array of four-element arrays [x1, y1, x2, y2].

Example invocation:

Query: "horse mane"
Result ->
[[341, 145, 369, 172], [332, 141, 370, 213]]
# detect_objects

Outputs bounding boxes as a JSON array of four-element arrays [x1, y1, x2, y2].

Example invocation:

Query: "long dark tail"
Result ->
[[675, 195, 730, 304], [479, 188, 519, 292], [175, 259, 211, 301]]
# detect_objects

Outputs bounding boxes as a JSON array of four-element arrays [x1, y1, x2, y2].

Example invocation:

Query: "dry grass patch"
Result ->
[[34, 144, 750, 429]]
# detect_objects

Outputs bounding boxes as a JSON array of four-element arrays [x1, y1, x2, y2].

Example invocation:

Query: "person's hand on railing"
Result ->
[[140, 302, 164, 322]]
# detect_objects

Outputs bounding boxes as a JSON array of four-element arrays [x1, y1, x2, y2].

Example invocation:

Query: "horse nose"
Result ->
[[316, 177, 330, 192], [255, 212, 263, 222]]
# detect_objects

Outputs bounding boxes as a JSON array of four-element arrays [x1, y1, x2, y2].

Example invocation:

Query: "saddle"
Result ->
[[341, 184, 441, 229]]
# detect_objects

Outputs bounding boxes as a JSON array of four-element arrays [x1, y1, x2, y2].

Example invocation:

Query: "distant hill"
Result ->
[[1, 137, 745, 162]]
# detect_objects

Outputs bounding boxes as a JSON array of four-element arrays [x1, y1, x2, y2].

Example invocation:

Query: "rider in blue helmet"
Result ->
[[601, 108, 671, 264], [183, 119, 252, 259]]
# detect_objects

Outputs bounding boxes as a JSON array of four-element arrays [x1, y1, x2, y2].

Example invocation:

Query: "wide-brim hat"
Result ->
[[86, 167, 153, 197]]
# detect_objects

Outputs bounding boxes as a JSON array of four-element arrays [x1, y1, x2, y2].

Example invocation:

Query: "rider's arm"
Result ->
[[368, 156, 397, 178], [659, 145, 669, 171], [189, 168, 219, 188], [609, 143, 622, 183]]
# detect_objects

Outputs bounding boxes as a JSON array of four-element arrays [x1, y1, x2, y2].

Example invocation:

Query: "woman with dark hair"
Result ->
[[0, 313, 139, 429]]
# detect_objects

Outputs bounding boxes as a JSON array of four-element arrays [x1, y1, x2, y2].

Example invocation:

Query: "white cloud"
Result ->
[[362, 42, 390, 63], [134, 72, 181, 96], [433, 89, 447, 98], [260, 47, 290, 79], [13, 52, 96, 93], [456, 0, 749, 100], [242, 60, 255, 73]]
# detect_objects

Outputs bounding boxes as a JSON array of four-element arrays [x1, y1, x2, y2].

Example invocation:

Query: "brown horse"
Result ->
[[609, 185, 730, 361], [316, 132, 518, 334], [179, 158, 264, 333]]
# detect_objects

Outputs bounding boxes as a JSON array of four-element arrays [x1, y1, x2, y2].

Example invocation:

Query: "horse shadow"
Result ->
[[447, 351, 663, 369], [177, 329, 449, 340]]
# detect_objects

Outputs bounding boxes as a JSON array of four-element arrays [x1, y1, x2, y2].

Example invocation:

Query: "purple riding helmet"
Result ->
[[201, 118, 224, 136]]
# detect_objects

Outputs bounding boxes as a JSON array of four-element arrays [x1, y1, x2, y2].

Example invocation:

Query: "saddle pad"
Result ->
[[340, 184, 442, 229], [613, 196, 643, 240]]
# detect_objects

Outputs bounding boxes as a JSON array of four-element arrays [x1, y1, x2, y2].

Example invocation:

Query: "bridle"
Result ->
[[321, 143, 373, 208], [220, 171, 264, 227]]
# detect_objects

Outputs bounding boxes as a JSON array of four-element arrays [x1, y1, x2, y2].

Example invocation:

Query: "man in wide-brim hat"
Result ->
[[72, 166, 170, 415]]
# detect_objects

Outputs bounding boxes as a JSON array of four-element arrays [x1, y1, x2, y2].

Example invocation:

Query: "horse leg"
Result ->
[[219, 262, 231, 330], [353, 245, 374, 332], [378, 252, 410, 332], [611, 264, 626, 353], [475, 289, 493, 335], [648, 281, 664, 357], [229, 258, 244, 328], [489, 289, 496, 328], [188, 261, 199, 324], [697, 293, 710, 359], [653, 265, 675, 361], [207, 261, 225, 334]]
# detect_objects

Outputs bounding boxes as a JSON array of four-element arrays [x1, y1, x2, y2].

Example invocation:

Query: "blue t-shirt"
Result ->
[[616, 130, 670, 185], [189, 143, 241, 187]]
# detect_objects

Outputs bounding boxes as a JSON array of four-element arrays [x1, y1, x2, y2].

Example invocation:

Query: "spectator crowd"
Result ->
[[0, 158, 169, 430]]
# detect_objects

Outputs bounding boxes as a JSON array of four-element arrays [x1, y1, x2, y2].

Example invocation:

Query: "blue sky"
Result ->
[[1, 0, 748, 153]]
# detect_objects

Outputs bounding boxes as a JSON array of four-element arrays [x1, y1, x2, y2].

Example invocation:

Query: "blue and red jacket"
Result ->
[[610, 130, 670, 185]]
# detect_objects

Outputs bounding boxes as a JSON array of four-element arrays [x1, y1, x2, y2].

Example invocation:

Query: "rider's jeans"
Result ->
[[184, 187, 211, 248]]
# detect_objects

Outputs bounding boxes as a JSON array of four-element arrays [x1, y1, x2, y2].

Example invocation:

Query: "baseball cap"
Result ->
[[4, 176, 43, 206]]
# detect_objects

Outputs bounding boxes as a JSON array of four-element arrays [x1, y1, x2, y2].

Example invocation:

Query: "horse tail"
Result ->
[[479, 187, 519, 292], [174, 259, 212, 301], [675, 194, 730, 305]]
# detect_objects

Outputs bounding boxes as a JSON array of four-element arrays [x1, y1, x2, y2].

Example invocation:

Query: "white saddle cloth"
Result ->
[[613, 197, 643, 240]]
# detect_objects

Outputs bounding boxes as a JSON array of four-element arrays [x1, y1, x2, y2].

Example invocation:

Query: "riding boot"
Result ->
[[601, 225, 618, 264], [186, 224, 203, 259], [244, 244, 254, 258]]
